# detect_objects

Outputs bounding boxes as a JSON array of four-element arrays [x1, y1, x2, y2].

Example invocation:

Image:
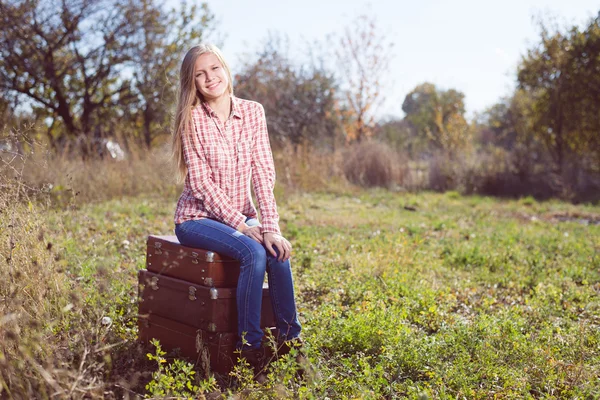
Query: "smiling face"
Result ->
[[194, 52, 229, 102]]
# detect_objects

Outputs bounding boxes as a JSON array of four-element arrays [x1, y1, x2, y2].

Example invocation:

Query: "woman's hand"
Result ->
[[263, 232, 292, 262], [238, 223, 263, 244]]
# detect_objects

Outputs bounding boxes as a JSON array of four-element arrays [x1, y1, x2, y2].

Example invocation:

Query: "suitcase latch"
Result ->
[[150, 276, 159, 290], [204, 277, 214, 287], [191, 252, 199, 264], [188, 286, 197, 301], [209, 287, 218, 300], [206, 251, 215, 262], [154, 242, 162, 255]]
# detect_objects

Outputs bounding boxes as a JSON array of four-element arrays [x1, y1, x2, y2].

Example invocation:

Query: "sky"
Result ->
[[186, 0, 599, 119]]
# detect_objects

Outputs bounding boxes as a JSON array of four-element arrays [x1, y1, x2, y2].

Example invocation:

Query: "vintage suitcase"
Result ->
[[146, 235, 240, 287], [138, 314, 276, 374], [138, 270, 276, 332]]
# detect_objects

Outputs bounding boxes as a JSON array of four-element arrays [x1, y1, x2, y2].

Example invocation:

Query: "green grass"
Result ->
[[1, 188, 599, 398]]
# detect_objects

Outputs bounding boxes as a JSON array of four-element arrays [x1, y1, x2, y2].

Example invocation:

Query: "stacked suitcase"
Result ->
[[138, 235, 276, 373]]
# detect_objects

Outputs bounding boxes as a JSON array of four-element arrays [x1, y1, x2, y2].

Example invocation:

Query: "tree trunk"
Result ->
[[144, 105, 152, 149]]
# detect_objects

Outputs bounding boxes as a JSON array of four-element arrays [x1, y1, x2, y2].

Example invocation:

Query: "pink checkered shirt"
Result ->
[[174, 96, 281, 234]]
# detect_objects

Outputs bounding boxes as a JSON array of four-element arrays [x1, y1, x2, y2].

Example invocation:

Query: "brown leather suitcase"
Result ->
[[138, 314, 275, 374], [138, 270, 276, 332], [146, 235, 240, 287]]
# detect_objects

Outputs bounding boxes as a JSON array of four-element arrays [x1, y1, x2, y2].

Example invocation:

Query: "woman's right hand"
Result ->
[[237, 222, 263, 244]]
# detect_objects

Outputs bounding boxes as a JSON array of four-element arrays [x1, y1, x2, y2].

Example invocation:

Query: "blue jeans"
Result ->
[[175, 218, 302, 349]]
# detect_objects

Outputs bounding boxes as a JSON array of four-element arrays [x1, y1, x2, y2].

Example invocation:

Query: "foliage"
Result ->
[[517, 12, 600, 174], [335, 14, 393, 142], [476, 90, 544, 182], [145, 339, 217, 399], [129, 0, 215, 148], [235, 35, 344, 150], [402, 83, 472, 155], [0, 0, 214, 151], [0, 0, 139, 142], [374, 118, 414, 154]]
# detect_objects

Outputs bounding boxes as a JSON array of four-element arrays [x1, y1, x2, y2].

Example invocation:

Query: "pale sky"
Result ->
[[190, 0, 598, 119]]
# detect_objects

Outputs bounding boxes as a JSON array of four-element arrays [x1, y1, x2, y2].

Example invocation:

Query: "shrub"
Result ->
[[342, 140, 407, 188]]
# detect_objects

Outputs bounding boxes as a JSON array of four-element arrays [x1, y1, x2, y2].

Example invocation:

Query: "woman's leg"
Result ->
[[244, 218, 302, 343], [266, 249, 302, 342], [175, 219, 267, 350]]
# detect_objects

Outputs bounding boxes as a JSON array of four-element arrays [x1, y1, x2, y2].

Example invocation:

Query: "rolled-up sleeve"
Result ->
[[251, 104, 281, 234], [182, 116, 246, 230]]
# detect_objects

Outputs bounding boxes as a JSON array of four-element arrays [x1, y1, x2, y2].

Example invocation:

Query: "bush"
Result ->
[[342, 140, 407, 189]]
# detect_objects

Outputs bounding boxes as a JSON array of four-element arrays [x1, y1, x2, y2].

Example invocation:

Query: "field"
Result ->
[[1, 186, 599, 399]]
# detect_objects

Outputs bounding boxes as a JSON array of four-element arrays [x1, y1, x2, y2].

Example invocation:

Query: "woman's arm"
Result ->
[[182, 111, 246, 230], [250, 103, 292, 260], [250, 103, 281, 235]]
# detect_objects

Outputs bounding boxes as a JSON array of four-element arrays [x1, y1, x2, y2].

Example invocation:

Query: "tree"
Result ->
[[0, 0, 216, 152], [335, 14, 393, 142], [0, 0, 141, 149], [402, 83, 470, 155], [129, 0, 215, 148], [375, 118, 414, 154], [518, 12, 600, 173], [235, 36, 343, 150], [478, 90, 540, 180]]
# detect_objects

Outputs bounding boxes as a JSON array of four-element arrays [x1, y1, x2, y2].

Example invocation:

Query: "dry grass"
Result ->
[[342, 140, 408, 189], [0, 133, 157, 398], [1, 149, 96, 397], [15, 144, 178, 206]]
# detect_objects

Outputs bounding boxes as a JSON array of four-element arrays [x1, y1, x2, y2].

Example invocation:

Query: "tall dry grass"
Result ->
[[1, 145, 99, 397], [0, 132, 156, 398], [4, 127, 598, 211], [342, 141, 407, 189], [426, 147, 600, 203], [17, 143, 178, 206]]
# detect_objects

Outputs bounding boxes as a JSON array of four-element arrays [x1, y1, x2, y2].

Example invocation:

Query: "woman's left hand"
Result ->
[[263, 232, 292, 262]]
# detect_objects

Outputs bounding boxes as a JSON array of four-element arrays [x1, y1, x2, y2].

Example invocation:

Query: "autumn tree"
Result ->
[[518, 12, 600, 173], [402, 82, 471, 155], [335, 14, 393, 142]]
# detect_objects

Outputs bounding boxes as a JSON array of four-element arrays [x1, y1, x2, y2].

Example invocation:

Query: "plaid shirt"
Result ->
[[174, 96, 281, 234]]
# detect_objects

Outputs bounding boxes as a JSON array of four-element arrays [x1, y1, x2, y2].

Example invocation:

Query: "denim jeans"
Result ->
[[174, 217, 302, 349]]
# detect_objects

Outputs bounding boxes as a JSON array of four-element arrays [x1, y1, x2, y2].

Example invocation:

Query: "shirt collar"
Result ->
[[200, 95, 242, 120]]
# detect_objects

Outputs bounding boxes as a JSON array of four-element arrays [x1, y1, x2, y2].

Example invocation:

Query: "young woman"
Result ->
[[171, 43, 302, 380]]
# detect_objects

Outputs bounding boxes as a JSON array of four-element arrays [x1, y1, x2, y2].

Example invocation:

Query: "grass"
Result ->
[[1, 177, 599, 398]]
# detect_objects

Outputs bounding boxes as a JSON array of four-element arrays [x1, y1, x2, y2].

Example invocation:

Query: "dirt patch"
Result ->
[[544, 211, 600, 226]]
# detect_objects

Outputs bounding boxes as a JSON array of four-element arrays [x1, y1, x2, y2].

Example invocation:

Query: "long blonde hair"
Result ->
[[171, 44, 234, 182]]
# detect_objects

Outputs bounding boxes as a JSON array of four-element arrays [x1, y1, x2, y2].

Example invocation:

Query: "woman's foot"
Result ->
[[240, 346, 268, 384], [277, 338, 309, 379]]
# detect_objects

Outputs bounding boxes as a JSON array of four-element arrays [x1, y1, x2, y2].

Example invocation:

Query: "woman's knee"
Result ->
[[239, 240, 267, 271], [266, 251, 291, 272]]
